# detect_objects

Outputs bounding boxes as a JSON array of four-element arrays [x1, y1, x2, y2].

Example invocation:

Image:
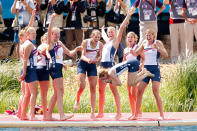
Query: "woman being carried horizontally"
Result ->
[[98, 59, 154, 87], [130, 29, 168, 120], [74, 30, 103, 120], [97, 8, 135, 120], [46, 13, 82, 121]]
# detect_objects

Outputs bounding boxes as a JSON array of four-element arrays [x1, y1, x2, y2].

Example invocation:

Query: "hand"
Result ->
[[191, 19, 197, 24], [21, 0, 27, 6], [101, 25, 105, 31], [87, 58, 93, 64], [32, 9, 36, 16], [153, 43, 160, 50], [18, 73, 26, 82], [63, 64, 67, 70], [51, 13, 57, 21], [76, 46, 83, 51], [186, 18, 193, 24], [92, 59, 98, 64], [128, 7, 135, 16]]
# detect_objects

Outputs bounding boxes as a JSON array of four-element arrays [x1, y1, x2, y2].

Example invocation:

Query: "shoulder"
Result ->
[[38, 43, 47, 50], [99, 41, 103, 47], [156, 40, 163, 45]]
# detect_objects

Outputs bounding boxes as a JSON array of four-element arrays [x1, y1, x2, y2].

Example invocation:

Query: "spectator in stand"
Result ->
[[9, 0, 35, 59], [83, 0, 106, 28], [40, 0, 64, 41], [182, 0, 197, 58], [132, 0, 165, 45], [82, 0, 106, 39], [63, 0, 86, 59], [0, 1, 5, 32], [105, 0, 131, 63], [163, 0, 186, 63]]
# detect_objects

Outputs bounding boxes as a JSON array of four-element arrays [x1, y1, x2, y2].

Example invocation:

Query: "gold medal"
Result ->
[[56, 55, 59, 59]]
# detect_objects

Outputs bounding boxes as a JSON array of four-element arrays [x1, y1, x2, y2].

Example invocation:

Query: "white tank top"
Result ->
[[100, 40, 116, 62], [143, 40, 159, 65], [85, 39, 100, 60], [37, 43, 48, 66], [23, 40, 38, 67], [124, 45, 137, 61]]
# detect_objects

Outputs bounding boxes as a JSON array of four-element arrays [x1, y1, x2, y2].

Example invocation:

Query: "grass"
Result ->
[[1, 56, 197, 114]]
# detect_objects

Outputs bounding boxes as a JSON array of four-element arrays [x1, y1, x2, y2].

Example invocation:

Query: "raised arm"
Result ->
[[106, 0, 112, 11], [101, 26, 109, 42], [28, 9, 36, 27], [47, 13, 56, 46], [114, 8, 135, 49], [11, 0, 17, 14], [21, 0, 34, 14]]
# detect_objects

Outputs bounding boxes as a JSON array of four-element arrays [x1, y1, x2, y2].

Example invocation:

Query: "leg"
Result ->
[[21, 82, 30, 120], [109, 84, 121, 120], [53, 78, 74, 120], [179, 23, 186, 59], [75, 73, 86, 110], [28, 81, 38, 121], [129, 81, 147, 120], [88, 76, 97, 120], [39, 81, 49, 120], [138, 22, 147, 45], [96, 78, 107, 118], [128, 70, 154, 87], [184, 22, 194, 58], [152, 81, 164, 120], [170, 24, 179, 63], [17, 81, 26, 119], [47, 81, 57, 120]]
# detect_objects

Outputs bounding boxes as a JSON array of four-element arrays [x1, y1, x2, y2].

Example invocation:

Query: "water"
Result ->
[[1, 126, 197, 131]]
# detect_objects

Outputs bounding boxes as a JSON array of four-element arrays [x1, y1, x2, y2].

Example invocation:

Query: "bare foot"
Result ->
[[128, 115, 138, 120], [90, 113, 97, 121], [158, 116, 164, 120], [42, 116, 48, 121], [60, 114, 74, 121], [138, 113, 142, 118], [17, 114, 21, 119], [20, 116, 29, 120], [114, 113, 121, 120], [46, 117, 58, 121], [141, 68, 147, 74], [74, 101, 79, 111], [146, 71, 155, 77], [29, 116, 39, 121], [128, 114, 134, 120], [96, 113, 104, 118]]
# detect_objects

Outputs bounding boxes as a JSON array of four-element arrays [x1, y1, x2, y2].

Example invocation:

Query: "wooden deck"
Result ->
[[0, 112, 197, 127]]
